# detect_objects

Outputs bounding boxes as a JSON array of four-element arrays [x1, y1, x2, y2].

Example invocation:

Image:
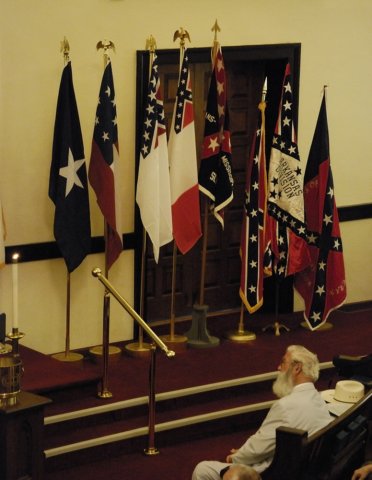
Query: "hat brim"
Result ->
[[321, 389, 355, 404]]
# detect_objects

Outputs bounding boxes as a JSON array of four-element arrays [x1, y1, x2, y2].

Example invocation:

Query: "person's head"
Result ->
[[272, 345, 320, 398], [222, 464, 261, 480]]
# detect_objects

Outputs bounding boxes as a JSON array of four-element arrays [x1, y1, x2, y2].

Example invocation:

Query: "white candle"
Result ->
[[12, 253, 19, 330]]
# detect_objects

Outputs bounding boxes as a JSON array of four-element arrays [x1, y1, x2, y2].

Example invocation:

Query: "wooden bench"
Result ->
[[261, 390, 372, 480]]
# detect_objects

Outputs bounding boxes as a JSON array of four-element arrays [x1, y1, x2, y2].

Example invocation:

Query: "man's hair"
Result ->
[[287, 345, 320, 381], [223, 464, 261, 480]]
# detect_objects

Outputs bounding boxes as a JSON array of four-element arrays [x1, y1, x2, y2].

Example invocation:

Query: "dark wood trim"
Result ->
[[4, 233, 136, 264], [338, 203, 372, 222], [4, 202, 370, 264]]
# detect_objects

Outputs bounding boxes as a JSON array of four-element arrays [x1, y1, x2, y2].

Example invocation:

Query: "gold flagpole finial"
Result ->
[[96, 39, 115, 66], [145, 35, 157, 53], [60, 37, 70, 64], [173, 27, 191, 48], [261, 77, 268, 103], [211, 20, 221, 64], [211, 20, 221, 43]]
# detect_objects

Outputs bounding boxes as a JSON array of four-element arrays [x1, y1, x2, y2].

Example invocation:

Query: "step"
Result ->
[[43, 363, 335, 471]]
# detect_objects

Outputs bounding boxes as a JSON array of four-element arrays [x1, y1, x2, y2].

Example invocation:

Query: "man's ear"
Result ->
[[293, 362, 302, 375]]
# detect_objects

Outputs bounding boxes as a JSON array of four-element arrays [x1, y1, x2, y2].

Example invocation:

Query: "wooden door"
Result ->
[[135, 45, 300, 326]]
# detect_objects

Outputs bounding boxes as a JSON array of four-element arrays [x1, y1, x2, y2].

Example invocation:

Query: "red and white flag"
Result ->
[[168, 50, 201, 254], [89, 60, 122, 270], [294, 93, 346, 330], [264, 63, 310, 278], [136, 54, 172, 262]]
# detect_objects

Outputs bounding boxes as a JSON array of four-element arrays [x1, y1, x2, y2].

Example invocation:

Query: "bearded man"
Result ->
[[192, 345, 333, 480]]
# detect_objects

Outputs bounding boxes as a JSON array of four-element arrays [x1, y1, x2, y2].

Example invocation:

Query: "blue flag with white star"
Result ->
[[49, 61, 91, 272]]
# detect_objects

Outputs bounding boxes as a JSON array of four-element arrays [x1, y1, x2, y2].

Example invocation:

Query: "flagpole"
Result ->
[[125, 37, 158, 358], [91, 39, 121, 398], [227, 78, 270, 342], [186, 21, 223, 348], [300, 85, 333, 332], [159, 28, 192, 352], [52, 38, 83, 363]]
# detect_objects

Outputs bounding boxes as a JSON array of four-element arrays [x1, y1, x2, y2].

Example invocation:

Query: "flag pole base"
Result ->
[[226, 330, 256, 342], [144, 447, 160, 456], [89, 345, 122, 364], [300, 321, 333, 331], [186, 304, 220, 348], [159, 334, 188, 352], [124, 341, 152, 358], [262, 321, 290, 337], [52, 351, 84, 363]]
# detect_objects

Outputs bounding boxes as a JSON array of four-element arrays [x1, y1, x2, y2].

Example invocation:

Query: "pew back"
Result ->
[[262, 390, 372, 480]]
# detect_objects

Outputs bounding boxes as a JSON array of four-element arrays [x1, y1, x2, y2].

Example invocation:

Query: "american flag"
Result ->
[[198, 45, 233, 228], [88, 60, 122, 270], [264, 63, 310, 278], [169, 50, 201, 254], [49, 61, 91, 272], [240, 93, 267, 313], [136, 54, 172, 262], [294, 93, 346, 329]]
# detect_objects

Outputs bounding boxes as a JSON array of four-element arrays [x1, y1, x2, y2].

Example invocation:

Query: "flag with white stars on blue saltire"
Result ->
[[198, 44, 234, 228], [136, 54, 173, 263], [168, 50, 202, 254], [88, 60, 123, 270], [264, 62, 310, 278], [240, 94, 268, 313], [49, 61, 91, 273], [294, 93, 346, 330]]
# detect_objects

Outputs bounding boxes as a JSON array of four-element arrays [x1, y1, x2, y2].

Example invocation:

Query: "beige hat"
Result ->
[[321, 380, 365, 404]]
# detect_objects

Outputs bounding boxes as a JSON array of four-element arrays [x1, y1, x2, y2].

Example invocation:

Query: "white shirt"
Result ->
[[231, 382, 333, 473]]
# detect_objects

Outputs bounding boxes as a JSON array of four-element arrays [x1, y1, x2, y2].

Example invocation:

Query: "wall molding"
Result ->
[[4, 203, 372, 263]]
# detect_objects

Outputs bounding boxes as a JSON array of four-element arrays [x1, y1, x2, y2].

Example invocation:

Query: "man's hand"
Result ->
[[351, 464, 372, 480], [226, 448, 238, 463]]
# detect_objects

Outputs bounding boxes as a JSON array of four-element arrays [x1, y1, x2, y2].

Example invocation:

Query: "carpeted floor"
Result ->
[[17, 306, 372, 480]]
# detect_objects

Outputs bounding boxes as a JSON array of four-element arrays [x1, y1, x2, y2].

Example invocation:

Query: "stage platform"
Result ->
[[11, 305, 372, 479]]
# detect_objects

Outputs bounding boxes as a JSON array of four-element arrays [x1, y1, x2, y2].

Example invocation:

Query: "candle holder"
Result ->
[[0, 329, 25, 408], [6, 328, 25, 357]]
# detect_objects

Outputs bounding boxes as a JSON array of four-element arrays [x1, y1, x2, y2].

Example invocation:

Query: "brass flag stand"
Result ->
[[92, 268, 175, 456], [159, 28, 192, 353], [52, 38, 83, 363], [226, 303, 256, 342]]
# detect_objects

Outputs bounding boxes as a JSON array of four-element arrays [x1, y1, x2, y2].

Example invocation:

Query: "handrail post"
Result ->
[[144, 344, 159, 455]]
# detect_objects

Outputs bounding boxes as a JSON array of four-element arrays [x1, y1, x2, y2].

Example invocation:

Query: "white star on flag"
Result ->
[[59, 148, 85, 197]]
